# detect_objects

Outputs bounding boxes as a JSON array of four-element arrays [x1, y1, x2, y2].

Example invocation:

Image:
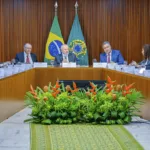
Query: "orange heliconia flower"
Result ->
[[29, 91, 37, 96], [30, 84, 34, 92], [89, 82, 97, 95], [52, 87, 57, 91], [30, 85, 37, 96], [90, 89, 95, 93], [73, 82, 77, 89], [107, 76, 116, 84], [106, 84, 111, 88], [106, 89, 111, 94], [55, 90, 60, 94], [105, 76, 115, 94], [52, 93, 57, 98], [90, 82, 96, 89], [122, 83, 134, 96], [55, 80, 60, 88], [122, 91, 131, 96], [71, 89, 79, 93], [93, 92, 97, 95], [124, 83, 134, 91]]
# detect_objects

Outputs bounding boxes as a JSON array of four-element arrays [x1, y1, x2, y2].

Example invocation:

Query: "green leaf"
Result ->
[[41, 119, 52, 124], [36, 86, 44, 94], [93, 113, 100, 120], [124, 116, 131, 123], [111, 111, 118, 118], [119, 112, 126, 119], [24, 118, 35, 123]]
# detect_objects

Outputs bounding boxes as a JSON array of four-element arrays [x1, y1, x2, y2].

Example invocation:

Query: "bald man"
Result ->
[[15, 43, 37, 64], [54, 44, 77, 66]]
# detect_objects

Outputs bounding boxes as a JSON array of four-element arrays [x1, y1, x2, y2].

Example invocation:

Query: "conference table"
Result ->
[[0, 67, 150, 119]]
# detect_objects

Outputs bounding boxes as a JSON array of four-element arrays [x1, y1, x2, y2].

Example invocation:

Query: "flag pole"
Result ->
[[54, 1, 58, 16], [75, 1, 78, 15]]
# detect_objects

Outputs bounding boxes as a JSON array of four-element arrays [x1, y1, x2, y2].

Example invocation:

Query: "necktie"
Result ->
[[107, 53, 110, 63], [26, 55, 30, 64]]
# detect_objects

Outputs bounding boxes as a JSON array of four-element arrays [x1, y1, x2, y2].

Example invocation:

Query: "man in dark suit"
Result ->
[[15, 43, 37, 64], [100, 41, 124, 64], [54, 44, 77, 66]]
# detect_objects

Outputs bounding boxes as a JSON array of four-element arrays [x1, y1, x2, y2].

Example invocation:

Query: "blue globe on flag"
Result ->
[[48, 40, 63, 57], [73, 44, 82, 53]]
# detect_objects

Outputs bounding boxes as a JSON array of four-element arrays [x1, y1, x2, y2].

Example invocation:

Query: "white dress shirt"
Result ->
[[62, 54, 69, 62], [24, 52, 33, 64]]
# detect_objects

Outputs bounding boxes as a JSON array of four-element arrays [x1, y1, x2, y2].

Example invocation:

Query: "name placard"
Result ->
[[62, 62, 76, 68], [134, 68, 145, 76], [0, 68, 5, 78], [33, 62, 47, 68], [107, 63, 117, 70], [144, 70, 150, 77], [122, 66, 135, 74], [93, 63, 107, 68]]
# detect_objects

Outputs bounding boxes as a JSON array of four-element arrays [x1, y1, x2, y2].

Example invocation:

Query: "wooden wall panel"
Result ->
[[0, 0, 150, 64], [0, 69, 35, 100]]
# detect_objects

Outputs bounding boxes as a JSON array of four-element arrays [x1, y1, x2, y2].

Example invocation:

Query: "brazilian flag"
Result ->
[[44, 16, 64, 64], [67, 14, 89, 66]]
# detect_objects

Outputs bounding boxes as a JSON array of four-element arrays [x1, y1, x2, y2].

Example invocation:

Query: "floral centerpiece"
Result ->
[[24, 76, 144, 125]]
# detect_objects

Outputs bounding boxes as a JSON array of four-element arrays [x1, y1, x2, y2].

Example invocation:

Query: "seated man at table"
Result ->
[[15, 43, 37, 64], [100, 41, 124, 64], [54, 44, 77, 66]]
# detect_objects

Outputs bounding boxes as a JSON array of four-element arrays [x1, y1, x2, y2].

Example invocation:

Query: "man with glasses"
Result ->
[[100, 41, 124, 64], [15, 43, 37, 64]]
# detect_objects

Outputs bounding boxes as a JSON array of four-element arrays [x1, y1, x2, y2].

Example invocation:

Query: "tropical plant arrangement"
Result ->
[[24, 76, 144, 125]]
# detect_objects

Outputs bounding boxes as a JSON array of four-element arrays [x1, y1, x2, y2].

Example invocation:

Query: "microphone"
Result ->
[[0, 63, 4, 68], [93, 58, 97, 63], [11, 59, 16, 66]]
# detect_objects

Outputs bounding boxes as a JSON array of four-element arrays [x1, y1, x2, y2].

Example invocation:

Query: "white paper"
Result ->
[[62, 62, 76, 68], [25, 64, 32, 70], [19, 64, 26, 72], [93, 63, 107, 68], [134, 68, 144, 76], [0, 68, 5, 79], [33, 62, 47, 68], [4, 68, 13, 77], [122, 66, 135, 74], [144, 70, 150, 77], [107, 63, 117, 70], [115, 65, 122, 71], [13, 67, 20, 74]]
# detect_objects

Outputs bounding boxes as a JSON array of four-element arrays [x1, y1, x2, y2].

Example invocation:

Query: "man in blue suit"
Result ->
[[54, 44, 77, 66], [100, 41, 124, 64], [15, 43, 37, 64]]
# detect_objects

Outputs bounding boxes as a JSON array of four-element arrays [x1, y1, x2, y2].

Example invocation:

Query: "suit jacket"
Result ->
[[139, 59, 150, 66], [15, 52, 37, 63], [54, 53, 77, 66], [100, 50, 124, 64]]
